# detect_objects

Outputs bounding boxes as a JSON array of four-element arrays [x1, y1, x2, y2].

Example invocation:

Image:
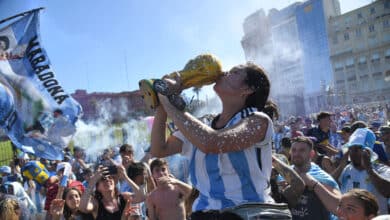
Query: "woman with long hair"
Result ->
[[50, 187, 94, 220], [79, 165, 145, 220], [151, 62, 276, 219]]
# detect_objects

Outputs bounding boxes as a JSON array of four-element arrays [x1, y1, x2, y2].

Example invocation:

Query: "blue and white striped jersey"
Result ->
[[173, 107, 274, 211]]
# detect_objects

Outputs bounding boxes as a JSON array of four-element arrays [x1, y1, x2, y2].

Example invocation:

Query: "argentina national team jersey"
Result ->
[[173, 107, 274, 211]]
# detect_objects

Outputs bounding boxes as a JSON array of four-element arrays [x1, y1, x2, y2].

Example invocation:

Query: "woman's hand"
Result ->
[[49, 199, 65, 217], [89, 166, 108, 185], [121, 198, 138, 220]]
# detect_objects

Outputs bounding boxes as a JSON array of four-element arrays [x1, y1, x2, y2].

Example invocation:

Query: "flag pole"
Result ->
[[0, 7, 45, 25]]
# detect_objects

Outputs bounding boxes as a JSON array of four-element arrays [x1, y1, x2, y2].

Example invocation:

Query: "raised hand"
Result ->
[[49, 199, 65, 217]]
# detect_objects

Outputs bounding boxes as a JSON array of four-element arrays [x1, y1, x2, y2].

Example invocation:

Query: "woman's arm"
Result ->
[[158, 94, 269, 154], [150, 105, 183, 158]]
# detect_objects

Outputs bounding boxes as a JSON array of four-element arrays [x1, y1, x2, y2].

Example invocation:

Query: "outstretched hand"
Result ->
[[49, 199, 65, 217]]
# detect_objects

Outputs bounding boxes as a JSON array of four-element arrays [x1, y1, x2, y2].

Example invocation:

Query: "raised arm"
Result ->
[[150, 105, 183, 158], [158, 94, 269, 154], [272, 155, 305, 208], [362, 149, 390, 197], [300, 173, 341, 214]]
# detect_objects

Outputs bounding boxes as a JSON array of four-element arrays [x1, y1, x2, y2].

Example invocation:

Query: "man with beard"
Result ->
[[339, 128, 390, 215], [289, 136, 341, 220]]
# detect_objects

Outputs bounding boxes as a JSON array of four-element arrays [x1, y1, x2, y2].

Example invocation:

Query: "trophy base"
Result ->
[[139, 79, 159, 110]]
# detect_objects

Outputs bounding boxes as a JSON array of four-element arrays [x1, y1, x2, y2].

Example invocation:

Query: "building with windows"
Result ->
[[242, 0, 340, 116], [329, 0, 390, 105]]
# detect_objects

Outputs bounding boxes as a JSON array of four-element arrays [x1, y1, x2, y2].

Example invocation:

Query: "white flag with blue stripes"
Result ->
[[0, 10, 82, 160]]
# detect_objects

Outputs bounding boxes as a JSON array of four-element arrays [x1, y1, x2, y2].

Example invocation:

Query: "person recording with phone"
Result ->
[[79, 164, 146, 220]]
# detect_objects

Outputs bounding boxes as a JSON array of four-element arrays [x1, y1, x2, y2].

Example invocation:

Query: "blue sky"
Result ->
[[0, 0, 371, 94]]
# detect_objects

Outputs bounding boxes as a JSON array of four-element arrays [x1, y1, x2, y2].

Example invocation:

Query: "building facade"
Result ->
[[71, 89, 150, 122], [242, 0, 340, 116], [329, 0, 390, 105]]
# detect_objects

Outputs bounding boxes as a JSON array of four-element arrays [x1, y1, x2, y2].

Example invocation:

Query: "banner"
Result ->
[[0, 10, 82, 160]]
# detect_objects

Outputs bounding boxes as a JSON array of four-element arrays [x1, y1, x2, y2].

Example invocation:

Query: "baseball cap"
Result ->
[[345, 128, 376, 149], [337, 126, 351, 134]]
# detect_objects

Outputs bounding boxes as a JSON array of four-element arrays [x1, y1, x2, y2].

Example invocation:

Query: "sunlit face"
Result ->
[[152, 165, 169, 182], [290, 142, 311, 166], [97, 175, 115, 192], [319, 116, 332, 129], [214, 66, 249, 96], [337, 195, 370, 220], [120, 152, 134, 167], [65, 189, 81, 210]]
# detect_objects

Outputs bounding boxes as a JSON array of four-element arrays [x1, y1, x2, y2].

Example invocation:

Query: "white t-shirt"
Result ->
[[339, 163, 390, 214]]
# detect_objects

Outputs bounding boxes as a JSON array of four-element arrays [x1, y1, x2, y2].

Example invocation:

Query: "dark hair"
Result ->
[[344, 189, 378, 217], [351, 121, 368, 133], [263, 100, 279, 121], [53, 109, 63, 115], [63, 187, 81, 220], [240, 63, 270, 111], [316, 111, 333, 121], [0, 36, 10, 50], [127, 162, 145, 181], [281, 137, 291, 148], [291, 136, 313, 150], [150, 158, 168, 173], [119, 144, 134, 155]]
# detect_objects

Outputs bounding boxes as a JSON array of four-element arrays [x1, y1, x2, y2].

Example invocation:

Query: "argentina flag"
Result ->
[[0, 9, 82, 160]]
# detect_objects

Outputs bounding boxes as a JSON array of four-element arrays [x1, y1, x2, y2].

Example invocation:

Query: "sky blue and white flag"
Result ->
[[0, 10, 82, 160]]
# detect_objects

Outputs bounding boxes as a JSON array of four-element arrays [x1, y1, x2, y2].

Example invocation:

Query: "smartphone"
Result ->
[[107, 165, 118, 175]]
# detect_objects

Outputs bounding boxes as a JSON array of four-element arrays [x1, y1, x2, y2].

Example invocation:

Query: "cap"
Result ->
[[0, 166, 11, 174], [345, 128, 376, 150], [317, 111, 334, 121], [337, 126, 351, 134]]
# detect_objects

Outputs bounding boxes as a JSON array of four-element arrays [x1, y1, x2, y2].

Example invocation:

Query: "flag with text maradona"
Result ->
[[0, 10, 82, 160]]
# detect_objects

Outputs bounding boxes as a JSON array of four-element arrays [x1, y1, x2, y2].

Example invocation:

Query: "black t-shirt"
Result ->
[[290, 188, 331, 220], [96, 194, 126, 220]]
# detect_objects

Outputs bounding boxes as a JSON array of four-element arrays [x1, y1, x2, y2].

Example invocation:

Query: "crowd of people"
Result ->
[[0, 62, 389, 220]]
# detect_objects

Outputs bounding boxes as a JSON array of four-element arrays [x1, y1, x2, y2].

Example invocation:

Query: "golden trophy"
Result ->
[[139, 54, 223, 110]]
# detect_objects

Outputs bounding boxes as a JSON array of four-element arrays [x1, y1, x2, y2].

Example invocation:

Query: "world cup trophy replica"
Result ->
[[138, 54, 223, 110]]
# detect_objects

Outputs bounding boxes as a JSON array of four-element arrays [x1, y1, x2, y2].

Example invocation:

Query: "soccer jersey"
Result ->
[[339, 163, 390, 214], [173, 107, 274, 211]]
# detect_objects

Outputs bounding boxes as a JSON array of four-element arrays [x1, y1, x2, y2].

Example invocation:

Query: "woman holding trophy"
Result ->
[[148, 55, 280, 219]]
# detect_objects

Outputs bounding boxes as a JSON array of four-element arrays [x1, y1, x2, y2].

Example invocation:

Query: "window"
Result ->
[[384, 20, 389, 29], [344, 32, 350, 40], [346, 58, 354, 67], [370, 7, 376, 15], [360, 74, 369, 80], [347, 75, 357, 81], [357, 13, 363, 19], [356, 28, 362, 37], [371, 53, 380, 62], [334, 61, 343, 70], [386, 49, 390, 59], [359, 56, 367, 64], [332, 35, 338, 44], [372, 72, 382, 78], [386, 70, 390, 77], [386, 1, 390, 9], [369, 25, 375, 32], [336, 79, 345, 84]]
